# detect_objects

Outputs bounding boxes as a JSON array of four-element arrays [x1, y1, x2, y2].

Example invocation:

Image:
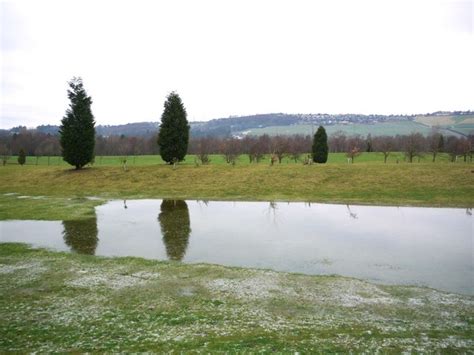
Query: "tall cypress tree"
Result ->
[[17, 148, 26, 165], [59, 77, 95, 169], [312, 126, 328, 163], [157, 92, 189, 164]]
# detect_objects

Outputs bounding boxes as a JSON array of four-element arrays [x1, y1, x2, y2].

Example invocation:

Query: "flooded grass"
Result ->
[[0, 194, 103, 221], [0, 243, 472, 352]]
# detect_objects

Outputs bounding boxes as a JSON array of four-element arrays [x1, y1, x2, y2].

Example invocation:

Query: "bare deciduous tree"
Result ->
[[346, 146, 361, 163], [427, 132, 443, 162], [403, 133, 425, 163], [373, 135, 394, 163], [329, 131, 347, 153], [345, 136, 364, 163], [196, 137, 212, 165], [287, 135, 307, 162], [0, 144, 11, 166], [221, 138, 240, 165], [271, 136, 289, 164]]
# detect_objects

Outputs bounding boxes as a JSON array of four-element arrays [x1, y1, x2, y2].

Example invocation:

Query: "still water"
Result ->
[[1, 200, 472, 294]]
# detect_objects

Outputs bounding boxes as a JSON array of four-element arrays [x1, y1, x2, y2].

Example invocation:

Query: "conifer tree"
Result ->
[[59, 77, 95, 169], [312, 126, 328, 163], [18, 148, 26, 165], [157, 92, 190, 164]]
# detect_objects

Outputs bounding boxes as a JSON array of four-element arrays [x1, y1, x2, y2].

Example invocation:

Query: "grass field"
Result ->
[[415, 114, 474, 125], [243, 115, 474, 137], [2, 151, 464, 167], [1, 243, 472, 352], [453, 123, 474, 135], [0, 155, 473, 223]]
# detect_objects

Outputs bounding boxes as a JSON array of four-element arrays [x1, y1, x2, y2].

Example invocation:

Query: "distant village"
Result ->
[[2, 110, 472, 139]]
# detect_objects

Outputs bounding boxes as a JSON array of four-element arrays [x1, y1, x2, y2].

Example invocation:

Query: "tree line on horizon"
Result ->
[[1, 125, 472, 165], [0, 78, 472, 167]]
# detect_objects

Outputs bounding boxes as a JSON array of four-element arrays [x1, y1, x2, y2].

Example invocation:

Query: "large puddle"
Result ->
[[1, 200, 472, 294]]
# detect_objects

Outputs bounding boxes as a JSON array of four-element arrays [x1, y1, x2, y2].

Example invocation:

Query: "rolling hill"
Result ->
[[3, 111, 472, 138]]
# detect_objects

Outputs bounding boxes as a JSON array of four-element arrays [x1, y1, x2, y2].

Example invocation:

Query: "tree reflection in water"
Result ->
[[158, 200, 191, 261], [63, 217, 98, 255]]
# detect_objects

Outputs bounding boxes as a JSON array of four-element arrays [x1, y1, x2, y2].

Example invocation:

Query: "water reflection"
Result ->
[[1, 200, 472, 295], [197, 200, 209, 207], [62, 217, 98, 255], [158, 200, 191, 261], [346, 205, 358, 219], [267, 201, 279, 225]]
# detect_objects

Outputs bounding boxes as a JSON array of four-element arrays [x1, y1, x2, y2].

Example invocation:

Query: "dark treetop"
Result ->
[[59, 77, 95, 169], [157, 92, 190, 163], [312, 126, 329, 163]]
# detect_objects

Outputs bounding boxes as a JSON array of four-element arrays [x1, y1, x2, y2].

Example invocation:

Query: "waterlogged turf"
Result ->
[[0, 244, 472, 352]]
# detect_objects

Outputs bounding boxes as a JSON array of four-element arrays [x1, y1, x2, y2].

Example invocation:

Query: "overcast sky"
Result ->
[[0, 0, 473, 128]]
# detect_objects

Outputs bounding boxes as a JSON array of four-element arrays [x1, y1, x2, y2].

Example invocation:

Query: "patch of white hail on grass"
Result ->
[[377, 335, 474, 352], [0, 261, 48, 284], [0, 261, 47, 274], [323, 279, 399, 307], [66, 269, 160, 289], [408, 298, 425, 306], [40, 295, 110, 326], [16, 196, 30, 199], [298, 279, 399, 307], [131, 271, 160, 279], [425, 290, 474, 306], [207, 271, 297, 299], [3, 192, 18, 196], [178, 287, 196, 296]]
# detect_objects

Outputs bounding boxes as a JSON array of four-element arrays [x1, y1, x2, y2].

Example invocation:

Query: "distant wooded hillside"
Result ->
[[1, 111, 472, 138]]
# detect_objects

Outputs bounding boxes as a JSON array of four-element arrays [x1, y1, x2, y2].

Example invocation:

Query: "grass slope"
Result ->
[[0, 243, 472, 352], [0, 161, 473, 221]]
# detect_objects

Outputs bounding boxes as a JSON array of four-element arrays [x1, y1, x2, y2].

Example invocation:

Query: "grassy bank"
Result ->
[[0, 162, 473, 221], [0, 243, 472, 352]]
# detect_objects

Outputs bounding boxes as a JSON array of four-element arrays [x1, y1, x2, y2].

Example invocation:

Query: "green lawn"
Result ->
[[3, 152, 463, 166], [0, 157, 472, 222]]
